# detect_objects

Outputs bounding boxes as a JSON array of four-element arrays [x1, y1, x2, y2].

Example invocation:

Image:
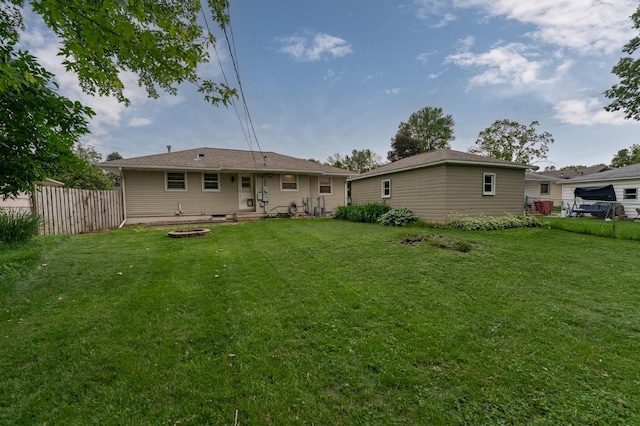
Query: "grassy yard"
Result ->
[[1, 219, 639, 424]]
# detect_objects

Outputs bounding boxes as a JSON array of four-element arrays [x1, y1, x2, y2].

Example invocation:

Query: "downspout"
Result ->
[[118, 167, 127, 228]]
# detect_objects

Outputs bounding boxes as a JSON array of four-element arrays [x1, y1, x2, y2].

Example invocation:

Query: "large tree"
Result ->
[[604, 5, 640, 120], [53, 143, 113, 190], [387, 128, 422, 162], [387, 106, 455, 161], [1, 0, 235, 198], [610, 144, 640, 168], [469, 119, 554, 165], [326, 149, 383, 173], [1, 38, 93, 198]]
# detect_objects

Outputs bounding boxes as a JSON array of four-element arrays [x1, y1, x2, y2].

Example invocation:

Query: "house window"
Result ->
[[241, 176, 251, 193], [381, 179, 391, 198], [281, 174, 298, 191], [166, 172, 186, 190], [624, 188, 637, 200], [319, 176, 332, 194], [483, 173, 495, 196], [540, 182, 550, 195], [202, 173, 219, 191]]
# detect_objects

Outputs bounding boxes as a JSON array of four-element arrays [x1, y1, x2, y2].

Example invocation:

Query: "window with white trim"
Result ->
[[281, 174, 298, 191], [166, 172, 186, 190], [624, 188, 637, 199], [483, 173, 495, 196], [202, 173, 219, 191], [381, 179, 391, 198], [540, 182, 550, 195], [319, 176, 332, 194]]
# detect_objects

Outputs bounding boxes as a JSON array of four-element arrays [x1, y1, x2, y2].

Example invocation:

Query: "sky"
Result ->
[[19, 0, 640, 169]]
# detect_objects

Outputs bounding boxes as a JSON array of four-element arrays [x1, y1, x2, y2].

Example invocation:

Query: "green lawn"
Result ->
[[1, 219, 639, 424]]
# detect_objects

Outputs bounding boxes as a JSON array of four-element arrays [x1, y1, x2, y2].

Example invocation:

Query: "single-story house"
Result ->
[[348, 148, 529, 223], [524, 172, 562, 210], [560, 163, 640, 217], [100, 147, 354, 222]]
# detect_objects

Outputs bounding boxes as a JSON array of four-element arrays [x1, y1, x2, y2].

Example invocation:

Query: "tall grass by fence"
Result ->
[[32, 186, 124, 235]]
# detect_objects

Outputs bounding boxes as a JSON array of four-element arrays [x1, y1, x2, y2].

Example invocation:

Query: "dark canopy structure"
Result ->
[[574, 185, 617, 201]]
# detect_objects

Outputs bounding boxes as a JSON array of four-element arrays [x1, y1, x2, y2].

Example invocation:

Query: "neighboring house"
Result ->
[[0, 179, 64, 214], [524, 172, 562, 207], [560, 163, 640, 217], [100, 147, 354, 222], [348, 148, 529, 223], [539, 165, 608, 179]]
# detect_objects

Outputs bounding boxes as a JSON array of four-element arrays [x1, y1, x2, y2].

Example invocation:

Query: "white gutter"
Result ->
[[118, 166, 127, 227]]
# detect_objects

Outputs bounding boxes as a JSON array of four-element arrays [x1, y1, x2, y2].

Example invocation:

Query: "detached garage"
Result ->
[[348, 149, 529, 223]]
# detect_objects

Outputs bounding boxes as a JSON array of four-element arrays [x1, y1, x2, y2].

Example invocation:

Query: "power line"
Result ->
[[201, 1, 264, 169]]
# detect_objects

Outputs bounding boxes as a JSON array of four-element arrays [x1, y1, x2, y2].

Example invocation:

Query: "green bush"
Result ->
[[377, 208, 417, 227], [0, 210, 40, 244], [449, 215, 542, 231], [334, 203, 391, 223]]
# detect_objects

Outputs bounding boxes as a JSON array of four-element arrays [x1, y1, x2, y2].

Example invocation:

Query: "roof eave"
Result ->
[[100, 164, 354, 176], [348, 159, 528, 181]]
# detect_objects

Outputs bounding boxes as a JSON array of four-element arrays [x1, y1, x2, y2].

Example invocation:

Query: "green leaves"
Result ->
[[469, 119, 553, 164], [2, 0, 236, 197], [604, 5, 640, 120], [388, 106, 455, 162], [1, 42, 93, 198], [29, 0, 235, 105]]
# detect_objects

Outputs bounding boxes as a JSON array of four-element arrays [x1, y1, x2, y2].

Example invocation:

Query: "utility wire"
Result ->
[[201, 1, 263, 169]]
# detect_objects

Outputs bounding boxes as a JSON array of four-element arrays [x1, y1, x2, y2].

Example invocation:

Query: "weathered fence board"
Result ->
[[32, 187, 124, 235]]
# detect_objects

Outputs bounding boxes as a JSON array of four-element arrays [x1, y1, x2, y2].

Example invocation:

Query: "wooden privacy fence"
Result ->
[[33, 186, 124, 235]]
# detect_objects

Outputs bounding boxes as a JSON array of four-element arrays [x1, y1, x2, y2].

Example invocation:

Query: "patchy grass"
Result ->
[[1, 219, 640, 424]]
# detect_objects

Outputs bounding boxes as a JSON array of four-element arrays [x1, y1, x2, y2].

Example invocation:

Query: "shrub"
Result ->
[[334, 203, 391, 223], [449, 215, 542, 231], [0, 210, 40, 244], [377, 208, 417, 227]]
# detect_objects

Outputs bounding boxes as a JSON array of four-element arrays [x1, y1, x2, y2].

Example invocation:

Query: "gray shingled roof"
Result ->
[[100, 147, 354, 176], [525, 172, 561, 182], [349, 148, 529, 181], [565, 163, 640, 182], [538, 165, 608, 179]]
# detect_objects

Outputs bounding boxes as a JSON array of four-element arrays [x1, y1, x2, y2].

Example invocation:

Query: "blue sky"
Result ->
[[21, 0, 640, 168]]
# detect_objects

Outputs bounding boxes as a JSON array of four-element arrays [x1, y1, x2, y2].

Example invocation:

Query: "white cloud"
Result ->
[[385, 88, 403, 95], [447, 41, 571, 87], [276, 31, 353, 62], [416, 51, 436, 64], [413, 0, 458, 27], [457, 0, 636, 56], [428, 69, 447, 79], [323, 68, 344, 86], [129, 117, 152, 127], [553, 98, 630, 125]]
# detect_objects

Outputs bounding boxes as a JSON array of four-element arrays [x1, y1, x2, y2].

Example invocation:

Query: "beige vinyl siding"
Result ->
[[124, 170, 237, 217], [0, 191, 32, 214], [350, 165, 525, 222], [259, 174, 347, 213], [444, 165, 524, 218]]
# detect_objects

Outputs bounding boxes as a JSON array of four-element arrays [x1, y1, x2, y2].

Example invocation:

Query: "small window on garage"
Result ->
[[624, 188, 637, 199], [281, 174, 298, 191], [540, 182, 550, 195], [202, 173, 219, 191], [166, 172, 186, 191], [381, 179, 391, 198], [483, 173, 495, 196], [319, 176, 332, 194]]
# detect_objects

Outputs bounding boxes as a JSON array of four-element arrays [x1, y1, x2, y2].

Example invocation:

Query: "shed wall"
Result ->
[[350, 164, 525, 222]]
